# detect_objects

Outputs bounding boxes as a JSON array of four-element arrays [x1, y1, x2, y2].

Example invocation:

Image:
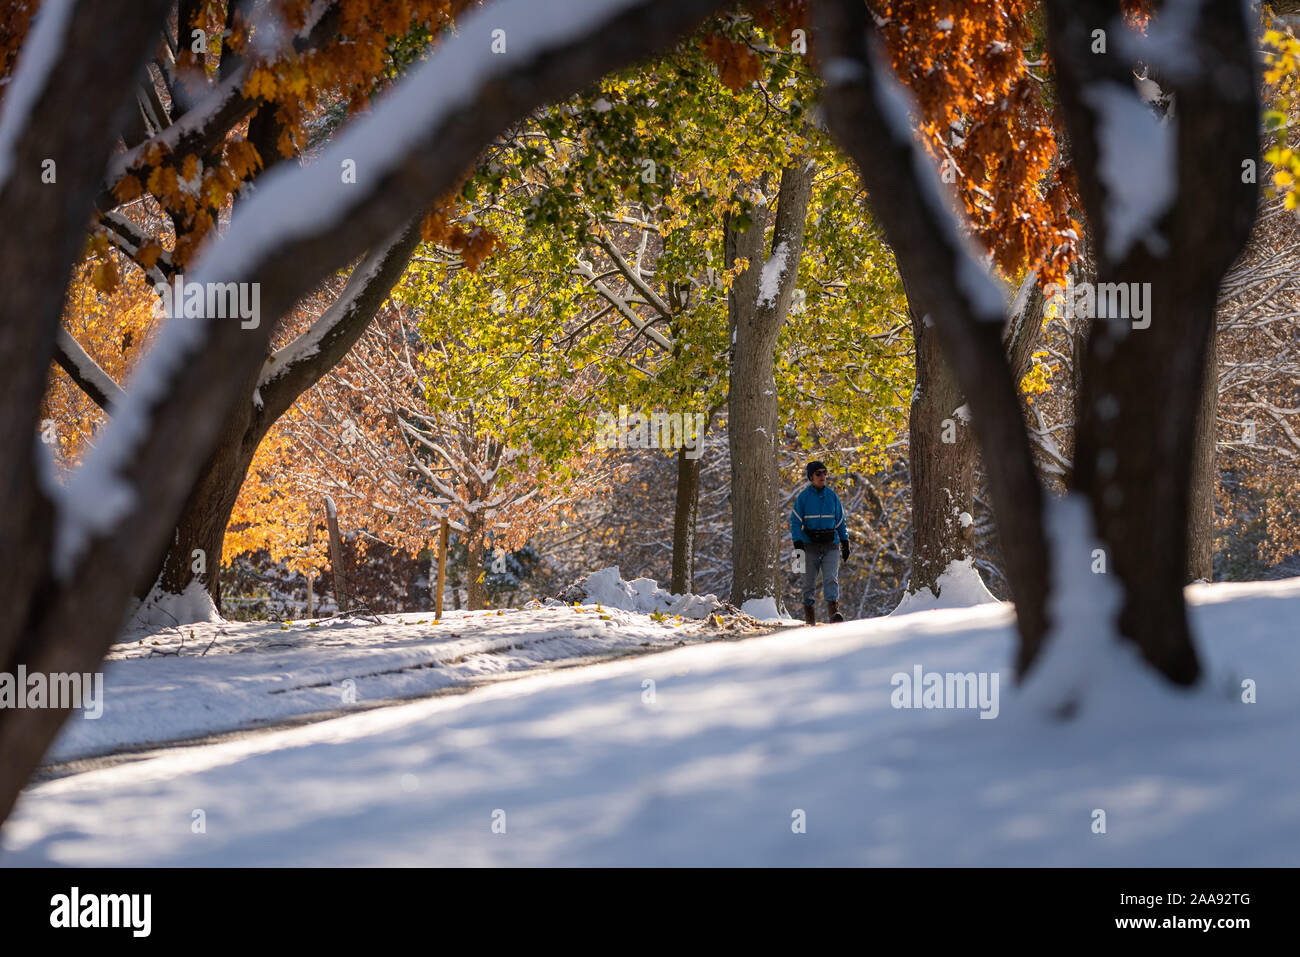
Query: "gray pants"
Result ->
[[801, 541, 840, 606]]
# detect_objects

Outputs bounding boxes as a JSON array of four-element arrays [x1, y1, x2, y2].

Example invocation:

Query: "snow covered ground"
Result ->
[[4, 578, 1298, 866], [43, 597, 774, 764]]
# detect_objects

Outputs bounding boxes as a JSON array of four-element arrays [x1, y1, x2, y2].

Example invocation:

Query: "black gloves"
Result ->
[[840, 540, 851, 561], [792, 540, 804, 554]]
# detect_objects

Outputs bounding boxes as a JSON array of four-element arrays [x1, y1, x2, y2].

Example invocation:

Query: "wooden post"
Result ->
[[435, 515, 448, 620], [324, 495, 349, 613], [305, 523, 314, 619]]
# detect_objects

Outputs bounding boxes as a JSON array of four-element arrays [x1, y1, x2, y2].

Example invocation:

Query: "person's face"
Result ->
[[812, 468, 827, 488]]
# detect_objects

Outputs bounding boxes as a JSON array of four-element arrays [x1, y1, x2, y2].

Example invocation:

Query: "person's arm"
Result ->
[[790, 489, 806, 547], [834, 492, 848, 543]]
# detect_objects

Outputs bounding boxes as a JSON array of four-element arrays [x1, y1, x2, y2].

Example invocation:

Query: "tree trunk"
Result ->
[[150, 408, 259, 610], [466, 512, 486, 610], [727, 161, 815, 607], [907, 304, 977, 594], [670, 445, 702, 594], [905, 271, 1042, 598], [1186, 323, 1217, 582], [137, 221, 426, 616], [1047, 0, 1257, 684]]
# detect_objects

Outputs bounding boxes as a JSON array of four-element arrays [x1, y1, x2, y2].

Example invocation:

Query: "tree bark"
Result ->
[[466, 511, 486, 610], [670, 445, 702, 594], [153, 420, 259, 608], [905, 270, 1043, 597], [817, 0, 1257, 685], [1187, 326, 1217, 581], [906, 302, 977, 594], [727, 161, 815, 607]]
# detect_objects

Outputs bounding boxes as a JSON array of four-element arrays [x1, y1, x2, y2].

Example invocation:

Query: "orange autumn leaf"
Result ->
[[91, 258, 118, 293], [134, 242, 163, 270], [112, 173, 143, 204]]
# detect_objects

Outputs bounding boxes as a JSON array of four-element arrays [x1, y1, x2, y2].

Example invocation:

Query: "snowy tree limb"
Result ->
[[256, 217, 424, 423], [52, 328, 126, 411]]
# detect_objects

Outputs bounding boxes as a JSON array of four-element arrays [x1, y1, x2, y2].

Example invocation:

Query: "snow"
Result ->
[[891, 557, 998, 615], [0, 0, 73, 188], [568, 566, 727, 619], [8, 577, 1300, 865], [129, 580, 222, 629], [757, 240, 789, 307], [191, 0, 651, 288], [55, 328, 124, 407], [952, 403, 971, 423], [1081, 81, 1174, 263], [258, 230, 399, 387], [42, 603, 765, 764], [1018, 494, 1124, 714], [740, 597, 783, 621], [50, 316, 203, 579]]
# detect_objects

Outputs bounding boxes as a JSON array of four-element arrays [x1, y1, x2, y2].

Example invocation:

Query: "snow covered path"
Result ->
[[6, 580, 1300, 866], [45, 604, 773, 764]]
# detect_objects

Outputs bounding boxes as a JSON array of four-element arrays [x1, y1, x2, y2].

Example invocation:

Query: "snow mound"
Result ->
[[740, 597, 783, 621], [128, 580, 222, 628], [554, 566, 734, 619], [891, 557, 999, 615]]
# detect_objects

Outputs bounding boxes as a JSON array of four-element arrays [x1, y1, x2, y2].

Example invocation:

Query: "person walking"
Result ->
[[790, 460, 851, 624]]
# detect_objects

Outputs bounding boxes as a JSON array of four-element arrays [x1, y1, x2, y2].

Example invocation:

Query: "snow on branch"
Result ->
[[53, 328, 126, 411], [256, 218, 422, 402], [574, 256, 675, 351], [0, 0, 75, 189]]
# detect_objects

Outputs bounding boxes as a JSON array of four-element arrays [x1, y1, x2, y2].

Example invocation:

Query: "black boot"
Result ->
[[804, 603, 816, 626], [827, 601, 844, 623]]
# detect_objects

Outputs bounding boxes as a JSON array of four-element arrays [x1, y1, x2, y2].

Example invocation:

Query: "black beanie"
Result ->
[[806, 460, 826, 480]]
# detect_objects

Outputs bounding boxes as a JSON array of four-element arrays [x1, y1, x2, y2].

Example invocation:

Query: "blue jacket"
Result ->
[[790, 484, 848, 545]]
